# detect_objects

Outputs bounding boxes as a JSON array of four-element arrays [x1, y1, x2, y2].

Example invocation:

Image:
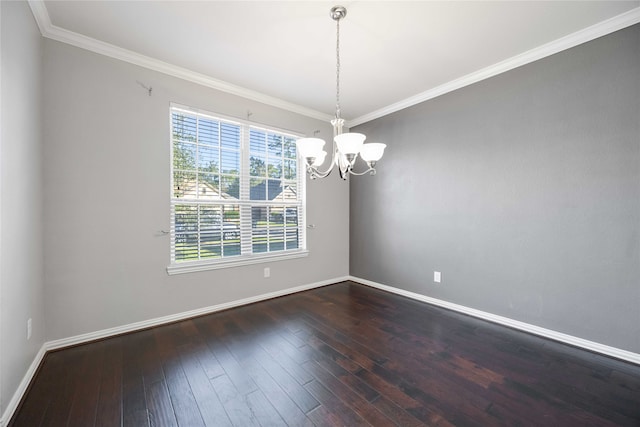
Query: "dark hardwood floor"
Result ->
[[9, 281, 640, 426]]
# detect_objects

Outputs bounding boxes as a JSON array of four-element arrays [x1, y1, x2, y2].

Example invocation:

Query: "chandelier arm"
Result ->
[[303, 132, 339, 178], [348, 167, 376, 176], [338, 166, 349, 180], [337, 151, 352, 180], [307, 161, 334, 178], [346, 155, 377, 176], [307, 164, 334, 180], [308, 139, 338, 178]]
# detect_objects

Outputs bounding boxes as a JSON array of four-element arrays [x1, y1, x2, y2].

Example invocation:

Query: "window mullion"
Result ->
[[195, 116, 200, 202], [217, 121, 222, 201], [281, 142, 288, 249], [197, 204, 201, 260], [240, 125, 252, 255], [297, 138, 306, 251]]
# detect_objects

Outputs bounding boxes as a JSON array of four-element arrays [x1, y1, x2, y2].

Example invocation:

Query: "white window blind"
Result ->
[[168, 105, 306, 274]]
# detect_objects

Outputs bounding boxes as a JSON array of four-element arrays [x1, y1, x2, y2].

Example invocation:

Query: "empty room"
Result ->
[[1, 1, 639, 426]]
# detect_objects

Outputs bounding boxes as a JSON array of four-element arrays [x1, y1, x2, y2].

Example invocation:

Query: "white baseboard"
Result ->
[[46, 276, 348, 351], [4, 274, 635, 426], [0, 276, 348, 425], [0, 344, 47, 427], [349, 275, 640, 366]]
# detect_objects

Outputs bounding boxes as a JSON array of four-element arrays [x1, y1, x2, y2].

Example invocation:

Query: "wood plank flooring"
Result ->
[[9, 281, 640, 426]]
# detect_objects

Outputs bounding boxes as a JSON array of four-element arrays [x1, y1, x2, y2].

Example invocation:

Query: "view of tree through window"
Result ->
[[170, 106, 305, 266]]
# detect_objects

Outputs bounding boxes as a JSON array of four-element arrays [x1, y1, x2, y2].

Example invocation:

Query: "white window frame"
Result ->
[[167, 104, 308, 275]]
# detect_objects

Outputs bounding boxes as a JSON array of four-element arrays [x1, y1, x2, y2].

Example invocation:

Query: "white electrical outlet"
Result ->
[[27, 318, 32, 340], [264, 267, 270, 278], [434, 271, 441, 283]]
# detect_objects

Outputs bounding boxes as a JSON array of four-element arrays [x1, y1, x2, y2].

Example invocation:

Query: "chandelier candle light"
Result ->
[[296, 5, 386, 180]]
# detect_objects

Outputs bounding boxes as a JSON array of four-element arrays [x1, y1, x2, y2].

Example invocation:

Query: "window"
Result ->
[[168, 105, 306, 274]]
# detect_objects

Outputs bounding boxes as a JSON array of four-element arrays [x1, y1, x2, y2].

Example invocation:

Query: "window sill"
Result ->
[[166, 250, 309, 275]]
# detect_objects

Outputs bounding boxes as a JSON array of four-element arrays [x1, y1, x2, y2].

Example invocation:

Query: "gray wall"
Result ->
[[351, 25, 640, 353], [43, 40, 349, 342], [0, 1, 46, 417]]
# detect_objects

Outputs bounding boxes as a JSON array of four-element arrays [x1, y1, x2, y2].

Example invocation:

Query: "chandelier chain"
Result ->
[[335, 17, 341, 119]]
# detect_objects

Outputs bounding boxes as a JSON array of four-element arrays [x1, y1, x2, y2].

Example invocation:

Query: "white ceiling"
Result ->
[[38, 1, 640, 124]]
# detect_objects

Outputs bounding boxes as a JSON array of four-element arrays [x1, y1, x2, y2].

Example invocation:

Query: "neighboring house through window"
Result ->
[[168, 104, 307, 274]]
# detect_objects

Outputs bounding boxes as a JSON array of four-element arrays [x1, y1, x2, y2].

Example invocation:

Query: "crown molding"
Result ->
[[26, 2, 640, 130], [347, 6, 640, 128], [26, 1, 333, 124]]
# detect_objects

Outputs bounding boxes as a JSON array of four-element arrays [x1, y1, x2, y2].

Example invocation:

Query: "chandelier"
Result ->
[[296, 6, 386, 180]]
